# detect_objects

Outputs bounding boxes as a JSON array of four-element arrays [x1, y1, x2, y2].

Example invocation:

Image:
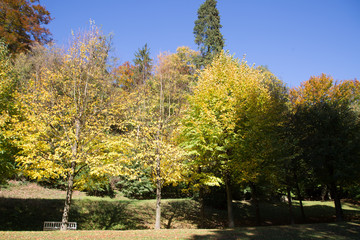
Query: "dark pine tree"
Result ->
[[193, 0, 224, 67]]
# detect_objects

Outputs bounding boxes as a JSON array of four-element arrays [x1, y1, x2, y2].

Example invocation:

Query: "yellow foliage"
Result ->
[[181, 51, 283, 185], [14, 25, 130, 185]]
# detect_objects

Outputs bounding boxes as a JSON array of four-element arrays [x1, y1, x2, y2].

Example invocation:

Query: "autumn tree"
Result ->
[[289, 74, 360, 221], [0, 39, 19, 183], [181, 52, 279, 228], [242, 65, 290, 225], [15, 24, 129, 230], [0, 0, 52, 53], [152, 47, 198, 229], [193, 0, 224, 67], [112, 61, 136, 90], [114, 47, 197, 229]]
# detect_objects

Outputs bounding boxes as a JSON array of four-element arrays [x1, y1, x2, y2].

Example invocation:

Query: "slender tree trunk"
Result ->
[[197, 166, 205, 228], [61, 118, 80, 231], [155, 155, 162, 229], [330, 182, 343, 221], [286, 186, 295, 225], [250, 182, 261, 226], [61, 163, 75, 231], [225, 177, 234, 228], [155, 75, 163, 230], [294, 176, 306, 222], [199, 186, 205, 228], [321, 185, 327, 201]]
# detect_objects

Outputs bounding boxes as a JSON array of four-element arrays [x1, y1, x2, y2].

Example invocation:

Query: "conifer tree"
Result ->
[[133, 43, 152, 86], [193, 0, 224, 67]]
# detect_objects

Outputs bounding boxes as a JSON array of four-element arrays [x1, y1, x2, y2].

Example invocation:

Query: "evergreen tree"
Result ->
[[133, 43, 152, 86], [193, 0, 224, 67]]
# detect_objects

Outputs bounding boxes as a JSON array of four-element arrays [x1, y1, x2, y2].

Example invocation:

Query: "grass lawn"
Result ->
[[1, 181, 360, 234], [1, 222, 359, 240]]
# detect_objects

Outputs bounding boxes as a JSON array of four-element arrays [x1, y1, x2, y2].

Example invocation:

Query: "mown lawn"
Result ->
[[1, 222, 359, 240], [1, 181, 360, 232]]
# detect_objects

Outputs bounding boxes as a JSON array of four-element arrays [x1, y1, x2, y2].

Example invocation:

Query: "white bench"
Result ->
[[43, 221, 77, 231]]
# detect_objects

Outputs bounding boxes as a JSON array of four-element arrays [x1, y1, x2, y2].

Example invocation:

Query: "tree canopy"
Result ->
[[14, 24, 130, 229], [0, 0, 52, 53], [193, 0, 224, 67]]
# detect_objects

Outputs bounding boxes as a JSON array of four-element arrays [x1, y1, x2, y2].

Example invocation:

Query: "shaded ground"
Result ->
[[0, 222, 359, 240], [1, 181, 360, 231]]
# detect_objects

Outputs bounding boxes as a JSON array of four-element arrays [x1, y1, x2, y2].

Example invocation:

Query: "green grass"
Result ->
[[1, 222, 359, 240], [1, 181, 360, 232]]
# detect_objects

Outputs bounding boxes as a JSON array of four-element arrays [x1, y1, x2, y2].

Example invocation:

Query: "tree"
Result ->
[[193, 0, 224, 67], [152, 47, 197, 229], [0, 0, 52, 53], [0, 39, 19, 184], [181, 52, 277, 228], [112, 61, 136, 90], [289, 74, 360, 221], [114, 47, 197, 229], [133, 43, 152, 86], [15, 24, 129, 230], [240, 65, 290, 225]]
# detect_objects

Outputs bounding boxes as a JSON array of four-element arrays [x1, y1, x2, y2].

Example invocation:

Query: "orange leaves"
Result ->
[[0, 0, 52, 53], [289, 73, 359, 107], [112, 61, 136, 90]]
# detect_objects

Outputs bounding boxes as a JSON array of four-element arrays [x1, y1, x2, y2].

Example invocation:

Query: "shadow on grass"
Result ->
[[189, 222, 360, 240], [71, 199, 146, 230], [0, 198, 145, 230], [232, 201, 360, 226], [162, 200, 200, 229], [1, 198, 359, 231]]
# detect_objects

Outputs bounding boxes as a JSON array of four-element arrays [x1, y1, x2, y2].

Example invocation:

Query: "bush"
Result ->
[[116, 175, 155, 199]]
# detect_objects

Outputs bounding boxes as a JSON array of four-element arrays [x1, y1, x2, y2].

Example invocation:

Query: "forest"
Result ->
[[1, 0, 360, 232]]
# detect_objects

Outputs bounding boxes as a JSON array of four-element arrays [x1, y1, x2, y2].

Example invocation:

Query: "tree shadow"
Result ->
[[0, 198, 64, 230], [71, 199, 147, 230], [189, 222, 360, 240], [162, 200, 200, 229], [0, 198, 147, 230], [1, 197, 359, 231]]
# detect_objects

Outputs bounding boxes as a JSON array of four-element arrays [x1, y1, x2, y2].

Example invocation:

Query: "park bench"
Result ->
[[43, 221, 77, 231]]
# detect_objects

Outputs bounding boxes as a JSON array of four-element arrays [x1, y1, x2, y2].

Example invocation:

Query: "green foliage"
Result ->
[[289, 75, 360, 220], [117, 173, 155, 200], [181, 52, 282, 188], [193, 0, 224, 67], [133, 43, 152, 85], [290, 75, 360, 187], [293, 102, 360, 186]]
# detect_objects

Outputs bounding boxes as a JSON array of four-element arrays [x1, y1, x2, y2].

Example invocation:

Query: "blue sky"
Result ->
[[42, 0, 359, 88]]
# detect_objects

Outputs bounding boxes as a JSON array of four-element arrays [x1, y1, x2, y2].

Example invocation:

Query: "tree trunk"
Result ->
[[61, 163, 75, 231], [321, 185, 328, 201], [61, 118, 80, 231], [330, 182, 343, 221], [225, 178, 234, 228], [294, 177, 306, 222], [294, 170, 306, 222], [199, 185, 205, 228], [154, 155, 162, 229], [286, 186, 295, 225], [250, 182, 261, 226]]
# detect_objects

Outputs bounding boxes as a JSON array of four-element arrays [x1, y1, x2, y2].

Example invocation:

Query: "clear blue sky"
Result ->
[[42, 0, 360, 88]]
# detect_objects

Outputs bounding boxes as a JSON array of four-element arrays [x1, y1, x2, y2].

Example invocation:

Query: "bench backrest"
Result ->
[[43, 221, 77, 231]]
